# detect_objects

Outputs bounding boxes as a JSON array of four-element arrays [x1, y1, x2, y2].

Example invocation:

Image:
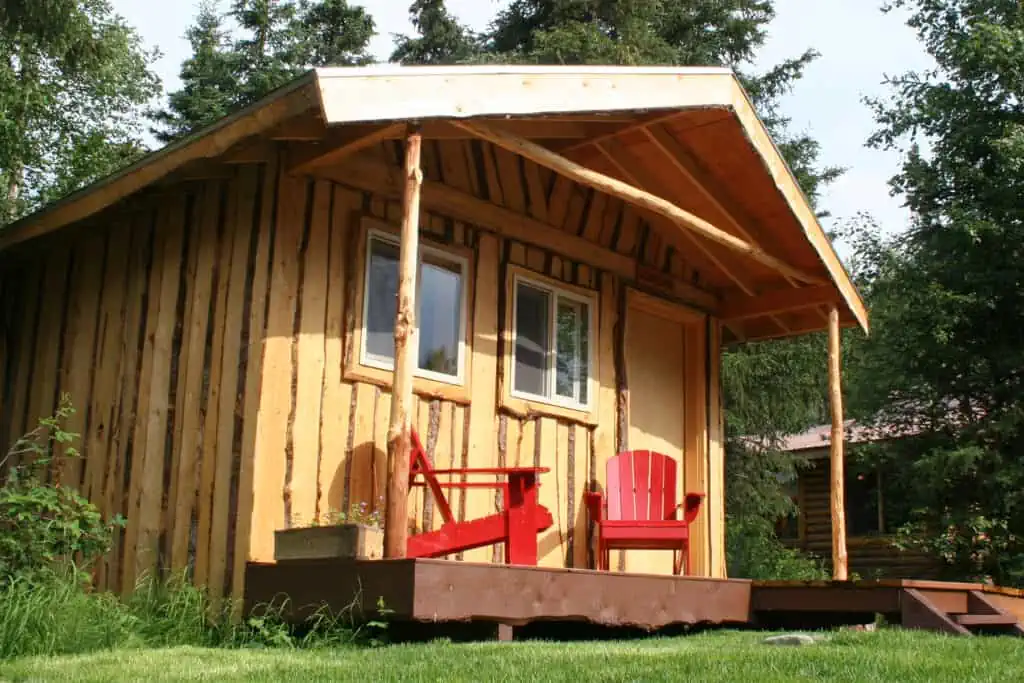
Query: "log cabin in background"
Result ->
[[776, 421, 941, 579], [0, 66, 868, 602]]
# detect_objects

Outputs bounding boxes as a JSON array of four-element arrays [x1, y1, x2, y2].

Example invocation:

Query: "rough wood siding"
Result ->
[[0, 134, 729, 599], [796, 459, 940, 579], [0, 166, 268, 600]]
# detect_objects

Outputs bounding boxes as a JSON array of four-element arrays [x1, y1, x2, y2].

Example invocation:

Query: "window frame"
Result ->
[[346, 217, 474, 403], [506, 268, 598, 416]]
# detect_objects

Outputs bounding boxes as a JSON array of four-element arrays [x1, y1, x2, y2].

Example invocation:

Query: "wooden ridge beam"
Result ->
[[452, 120, 824, 286], [720, 284, 840, 321], [311, 155, 719, 313]]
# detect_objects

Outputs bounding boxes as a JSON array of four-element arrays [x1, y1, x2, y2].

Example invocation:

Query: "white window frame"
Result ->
[[509, 272, 596, 412], [359, 228, 469, 386]]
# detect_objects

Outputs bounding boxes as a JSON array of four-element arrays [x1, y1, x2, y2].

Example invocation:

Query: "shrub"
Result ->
[[0, 395, 124, 587], [726, 515, 828, 580]]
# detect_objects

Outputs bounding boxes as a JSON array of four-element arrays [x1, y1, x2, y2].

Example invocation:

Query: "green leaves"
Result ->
[[852, 0, 1024, 584], [0, 0, 159, 222], [153, 0, 377, 143], [0, 396, 124, 588]]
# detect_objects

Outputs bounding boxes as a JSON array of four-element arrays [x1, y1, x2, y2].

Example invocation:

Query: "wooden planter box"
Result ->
[[274, 524, 383, 562]]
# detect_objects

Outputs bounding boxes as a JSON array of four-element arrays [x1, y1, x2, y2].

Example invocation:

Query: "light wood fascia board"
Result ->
[[0, 77, 318, 252], [314, 68, 736, 125], [725, 77, 868, 333], [452, 119, 824, 287]]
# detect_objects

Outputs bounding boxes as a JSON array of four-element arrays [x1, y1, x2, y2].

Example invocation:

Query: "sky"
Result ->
[[110, 0, 933, 241]]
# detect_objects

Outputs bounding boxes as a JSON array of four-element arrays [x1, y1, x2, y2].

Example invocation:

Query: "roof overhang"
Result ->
[[0, 65, 867, 337]]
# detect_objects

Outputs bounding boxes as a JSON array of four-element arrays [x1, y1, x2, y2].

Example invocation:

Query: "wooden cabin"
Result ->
[[777, 422, 940, 578], [0, 66, 867, 601]]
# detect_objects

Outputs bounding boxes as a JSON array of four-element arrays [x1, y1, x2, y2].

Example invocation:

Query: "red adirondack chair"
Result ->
[[405, 429, 554, 565], [585, 450, 704, 575]]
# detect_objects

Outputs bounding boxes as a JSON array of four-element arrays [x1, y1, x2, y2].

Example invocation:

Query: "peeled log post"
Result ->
[[828, 306, 848, 580], [384, 125, 423, 558]]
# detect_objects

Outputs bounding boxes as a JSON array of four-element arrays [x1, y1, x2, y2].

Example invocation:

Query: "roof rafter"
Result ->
[[452, 119, 825, 287]]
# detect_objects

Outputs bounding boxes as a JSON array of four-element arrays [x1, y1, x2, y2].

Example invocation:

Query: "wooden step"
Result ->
[[954, 613, 1020, 627]]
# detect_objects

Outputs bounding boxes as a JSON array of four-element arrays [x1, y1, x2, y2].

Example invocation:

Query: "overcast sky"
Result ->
[[110, 0, 932, 239]]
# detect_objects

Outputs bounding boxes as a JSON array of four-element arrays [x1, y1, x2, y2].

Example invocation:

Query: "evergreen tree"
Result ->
[[229, 0, 304, 105], [0, 0, 159, 221], [297, 0, 375, 67], [851, 0, 1024, 584], [149, 1, 237, 144], [391, 0, 480, 65]]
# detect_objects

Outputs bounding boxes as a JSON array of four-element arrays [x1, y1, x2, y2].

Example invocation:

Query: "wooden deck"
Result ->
[[244, 559, 1024, 639]]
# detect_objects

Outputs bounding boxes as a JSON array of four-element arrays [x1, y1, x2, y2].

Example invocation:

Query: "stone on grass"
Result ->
[[762, 633, 818, 646]]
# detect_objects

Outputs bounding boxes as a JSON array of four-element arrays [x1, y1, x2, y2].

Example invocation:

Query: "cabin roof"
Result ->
[[0, 65, 867, 340]]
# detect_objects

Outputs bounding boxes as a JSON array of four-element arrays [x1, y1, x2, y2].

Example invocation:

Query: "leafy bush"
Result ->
[[726, 516, 828, 581], [0, 395, 124, 587]]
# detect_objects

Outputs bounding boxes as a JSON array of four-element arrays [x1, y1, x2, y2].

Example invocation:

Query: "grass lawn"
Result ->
[[2, 629, 1023, 682]]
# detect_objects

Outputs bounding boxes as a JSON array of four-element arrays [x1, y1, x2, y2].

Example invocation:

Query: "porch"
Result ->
[[244, 558, 1024, 639]]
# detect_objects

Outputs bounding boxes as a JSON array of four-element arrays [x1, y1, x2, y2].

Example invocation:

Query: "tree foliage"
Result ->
[[153, 0, 375, 143], [850, 0, 1024, 584], [391, 0, 480, 65], [149, 1, 236, 144], [0, 0, 159, 221]]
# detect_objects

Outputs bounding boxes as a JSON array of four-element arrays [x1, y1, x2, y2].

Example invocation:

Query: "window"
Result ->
[[511, 275, 593, 410], [775, 471, 801, 540], [361, 230, 467, 384], [846, 467, 881, 536]]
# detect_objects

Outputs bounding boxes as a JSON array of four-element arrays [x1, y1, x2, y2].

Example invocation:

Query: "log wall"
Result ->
[[0, 137, 728, 600], [793, 457, 940, 579]]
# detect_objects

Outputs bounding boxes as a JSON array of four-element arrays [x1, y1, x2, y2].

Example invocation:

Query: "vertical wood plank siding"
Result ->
[[0, 137, 727, 601]]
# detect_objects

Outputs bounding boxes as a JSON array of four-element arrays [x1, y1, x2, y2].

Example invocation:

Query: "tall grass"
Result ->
[[0, 572, 366, 661]]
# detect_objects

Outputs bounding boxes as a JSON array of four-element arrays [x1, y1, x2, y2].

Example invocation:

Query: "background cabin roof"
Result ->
[[0, 65, 867, 340]]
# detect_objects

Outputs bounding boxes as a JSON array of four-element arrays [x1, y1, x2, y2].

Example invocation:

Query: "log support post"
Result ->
[[828, 306, 848, 580], [384, 125, 423, 558]]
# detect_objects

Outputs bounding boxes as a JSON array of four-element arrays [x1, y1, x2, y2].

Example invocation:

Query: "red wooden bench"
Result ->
[[585, 450, 704, 575], [405, 429, 554, 565]]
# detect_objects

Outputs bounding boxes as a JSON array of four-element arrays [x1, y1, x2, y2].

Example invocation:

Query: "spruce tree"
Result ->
[[296, 0, 375, 67], [229, 0, 304, 105], [391, 0, 479, 65], [149, 1, 237, 144]]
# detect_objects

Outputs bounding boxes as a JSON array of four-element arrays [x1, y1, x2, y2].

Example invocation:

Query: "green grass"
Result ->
[[2, 629, 1024, 682]]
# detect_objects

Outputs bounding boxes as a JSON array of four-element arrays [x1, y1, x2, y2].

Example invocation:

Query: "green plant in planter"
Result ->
[[325, 498, 385, 528], [0, 394, 125, 587], [295, 496, 387, 529]]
